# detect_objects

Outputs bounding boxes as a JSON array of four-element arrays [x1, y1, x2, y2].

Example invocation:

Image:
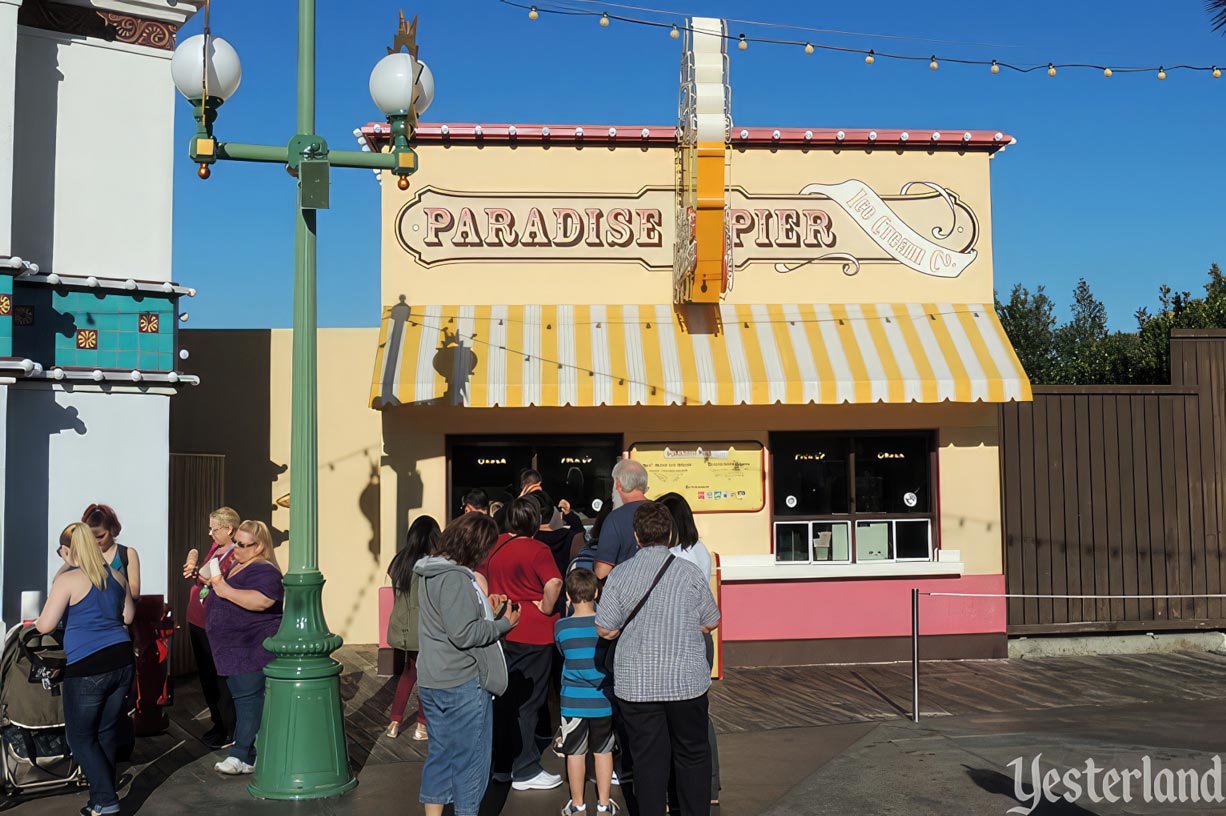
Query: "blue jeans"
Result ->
[[63, 664, 134, 814], [419, 678, 492, 816], [225, 670, 266, 765]]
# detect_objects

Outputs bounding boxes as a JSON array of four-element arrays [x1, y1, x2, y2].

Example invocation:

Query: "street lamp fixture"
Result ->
[[171, 5, 431, 801]]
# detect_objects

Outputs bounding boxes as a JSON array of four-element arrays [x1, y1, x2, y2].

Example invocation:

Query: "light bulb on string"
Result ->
[[738, 34, 747, 51], [929, 56, 939, 71], [1104, 67, 1113, 78], [1214, 66, 1222, 79], [990, 60, 1000, 74], [1158, 67, 1167, 80], [599, 13, 609, 27], [670, 24, 679, 39], [804, 42, 814, 55], [865, 50, 875, 65], [528, 5, 538, 20], [1047, 63, 1057, 77]]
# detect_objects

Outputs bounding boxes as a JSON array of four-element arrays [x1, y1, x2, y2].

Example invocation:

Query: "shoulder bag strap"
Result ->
[[621, 554, 675, 631]]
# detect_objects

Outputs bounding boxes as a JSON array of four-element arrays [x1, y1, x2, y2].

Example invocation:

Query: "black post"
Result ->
[[911, 587, 920, 723]]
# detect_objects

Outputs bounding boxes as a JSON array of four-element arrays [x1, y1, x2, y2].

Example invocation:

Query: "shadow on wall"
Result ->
[[3, 390, 86, 623], [381, 415, 425, 555], [11, 15, 62, 270], [374, 296, 479, 408]]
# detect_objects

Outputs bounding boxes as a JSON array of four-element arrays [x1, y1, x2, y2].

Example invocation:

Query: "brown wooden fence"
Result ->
[[167, 453, 225, 674], [1000, 330, 1226, 634]]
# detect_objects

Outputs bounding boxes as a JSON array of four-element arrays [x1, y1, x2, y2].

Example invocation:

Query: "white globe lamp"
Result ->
[[369, 52, 418, 116], [172, 35, 243, 102]]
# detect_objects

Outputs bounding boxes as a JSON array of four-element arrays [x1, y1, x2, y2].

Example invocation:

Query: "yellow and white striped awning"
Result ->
[[369, 303, 1031, 408]]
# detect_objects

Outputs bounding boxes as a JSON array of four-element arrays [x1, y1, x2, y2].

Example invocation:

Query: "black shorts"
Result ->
[[559, 715, 615, 756]]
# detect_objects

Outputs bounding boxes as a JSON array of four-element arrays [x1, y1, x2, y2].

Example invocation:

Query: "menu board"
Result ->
[[630, 441, 765, 513]]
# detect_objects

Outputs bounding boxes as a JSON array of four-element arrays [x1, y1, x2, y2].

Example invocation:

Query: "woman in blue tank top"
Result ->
[[36, 522, 135, 816]]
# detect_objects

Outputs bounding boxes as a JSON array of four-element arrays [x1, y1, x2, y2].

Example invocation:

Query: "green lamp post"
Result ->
[[171, 4, 431, 800]]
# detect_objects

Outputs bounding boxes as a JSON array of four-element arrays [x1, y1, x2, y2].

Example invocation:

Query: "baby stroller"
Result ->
[[0, 624, 83, 796]]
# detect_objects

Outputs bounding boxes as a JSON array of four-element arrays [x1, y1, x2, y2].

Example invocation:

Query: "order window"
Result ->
[[771, 432, 935, 564]]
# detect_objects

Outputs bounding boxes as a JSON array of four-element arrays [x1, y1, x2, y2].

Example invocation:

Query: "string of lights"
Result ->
[[507, 0, 1224, 79], [546, 0, 1023, 48], [396, 305, 987, 331]]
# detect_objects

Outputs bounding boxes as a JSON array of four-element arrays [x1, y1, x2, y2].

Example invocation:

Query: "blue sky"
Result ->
[[172, 0, 1226, 331]]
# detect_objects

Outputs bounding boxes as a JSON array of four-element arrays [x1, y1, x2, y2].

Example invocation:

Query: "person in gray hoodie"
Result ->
[[414, 512, 521, 816]]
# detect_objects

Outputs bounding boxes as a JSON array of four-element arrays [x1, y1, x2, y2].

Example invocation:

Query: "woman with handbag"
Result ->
[[36, 522, 135, 816], [414, 512, 521, 816], [596, 503, 720, 816], [384, 515, 441, 740]]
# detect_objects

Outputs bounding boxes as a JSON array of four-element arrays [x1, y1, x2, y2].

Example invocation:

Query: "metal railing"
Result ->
[[909, 589, 1226, 723]]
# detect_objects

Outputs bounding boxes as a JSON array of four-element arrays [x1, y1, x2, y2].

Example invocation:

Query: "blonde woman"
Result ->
[[182, 506, 241, 749], [204, 520, 284, 775], [36, 523, 136, 816]]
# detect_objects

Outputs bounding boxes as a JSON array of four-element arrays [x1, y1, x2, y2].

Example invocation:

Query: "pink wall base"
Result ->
[[377, 574, 1006, 647], [720, 573, 1006, 641]]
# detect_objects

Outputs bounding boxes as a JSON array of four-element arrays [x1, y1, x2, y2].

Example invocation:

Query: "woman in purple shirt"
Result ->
[[205, 520, 283, 775]]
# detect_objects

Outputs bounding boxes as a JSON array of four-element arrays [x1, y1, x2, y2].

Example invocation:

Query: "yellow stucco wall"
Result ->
[[266, 329, 386, 642]]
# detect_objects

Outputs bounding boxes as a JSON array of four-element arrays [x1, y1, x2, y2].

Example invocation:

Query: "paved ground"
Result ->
[[6, 650, 1226, 814]]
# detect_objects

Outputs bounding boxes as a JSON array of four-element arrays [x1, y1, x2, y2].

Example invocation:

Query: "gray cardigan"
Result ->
[[413, 556, 511, 695]]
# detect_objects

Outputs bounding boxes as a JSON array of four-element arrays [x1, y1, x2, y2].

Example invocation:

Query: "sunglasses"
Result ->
[[234, 540, 261, 549]]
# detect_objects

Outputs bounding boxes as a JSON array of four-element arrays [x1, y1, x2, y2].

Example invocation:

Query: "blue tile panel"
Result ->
[[12, 283, 179, 370], [0, 275, 11, 357]]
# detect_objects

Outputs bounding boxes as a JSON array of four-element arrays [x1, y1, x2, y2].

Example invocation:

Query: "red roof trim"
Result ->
[[359, 123, 1015, 153]]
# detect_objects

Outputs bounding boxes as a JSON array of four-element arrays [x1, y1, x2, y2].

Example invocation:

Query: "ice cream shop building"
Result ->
[[175, 19, 1031, 665]]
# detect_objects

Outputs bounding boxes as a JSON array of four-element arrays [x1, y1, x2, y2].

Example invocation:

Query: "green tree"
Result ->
[[1210, 0, 1226, 33], [1135, 263, 1226, 382], [995, 283, 1057, 384]]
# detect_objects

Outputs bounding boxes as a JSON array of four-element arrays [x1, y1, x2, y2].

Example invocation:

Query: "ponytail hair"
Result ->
[[64, 522, 110, 590]]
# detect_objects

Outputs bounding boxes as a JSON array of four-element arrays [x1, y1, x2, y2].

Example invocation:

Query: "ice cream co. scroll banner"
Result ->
[[779, 180, 978, 278]]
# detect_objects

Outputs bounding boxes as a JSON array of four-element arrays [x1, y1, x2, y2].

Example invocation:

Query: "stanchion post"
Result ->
[[911, 587, 920, 723]]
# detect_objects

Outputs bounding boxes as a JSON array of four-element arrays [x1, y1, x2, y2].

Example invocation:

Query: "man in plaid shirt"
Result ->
[[596, 502, 720, 816]]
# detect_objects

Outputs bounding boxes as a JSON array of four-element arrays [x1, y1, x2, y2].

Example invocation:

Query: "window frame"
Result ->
[[769, 431, 939, 565]]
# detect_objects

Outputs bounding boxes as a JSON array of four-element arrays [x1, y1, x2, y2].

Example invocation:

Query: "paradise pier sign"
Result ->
[[395, 181, 980, 278]]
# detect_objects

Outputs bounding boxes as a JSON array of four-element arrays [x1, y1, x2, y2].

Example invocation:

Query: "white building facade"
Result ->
[[1, 0, 202, 622]]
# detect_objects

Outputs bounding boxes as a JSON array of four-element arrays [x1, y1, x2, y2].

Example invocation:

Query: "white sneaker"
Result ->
[[512, 770, 564, 791], [214, 757, 255, 775]]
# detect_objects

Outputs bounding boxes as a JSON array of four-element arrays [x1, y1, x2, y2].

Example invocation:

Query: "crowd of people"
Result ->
[[32, 503, 285, 815], [30, 458, 717, 816], [386, 460, 722, 816]]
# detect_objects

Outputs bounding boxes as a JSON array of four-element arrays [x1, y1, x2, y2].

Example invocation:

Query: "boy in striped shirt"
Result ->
[[554, 568, 618, 815]]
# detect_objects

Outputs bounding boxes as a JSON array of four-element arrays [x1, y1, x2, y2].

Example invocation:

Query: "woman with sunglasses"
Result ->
[[204, 520, 283, 775]]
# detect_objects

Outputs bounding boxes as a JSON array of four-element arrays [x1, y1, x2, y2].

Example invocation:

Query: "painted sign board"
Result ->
[[630, 441, 765, 513], [394, 181, 979, 279]]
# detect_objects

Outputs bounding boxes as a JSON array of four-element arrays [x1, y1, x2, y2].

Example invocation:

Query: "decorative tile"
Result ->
[[0, 295, 10, 316], [138, 313, 160, 333], [14, 305, 33, 326], [76, 329, 98, 349]]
